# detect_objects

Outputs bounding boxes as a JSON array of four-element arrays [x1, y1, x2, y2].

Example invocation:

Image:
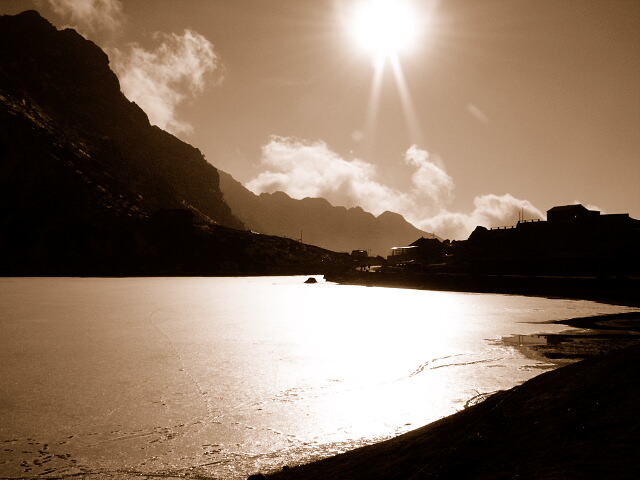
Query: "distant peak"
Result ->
[[273, 191, 293, 199], [301, 196, 333, 207], [377, 210, 403, 220]]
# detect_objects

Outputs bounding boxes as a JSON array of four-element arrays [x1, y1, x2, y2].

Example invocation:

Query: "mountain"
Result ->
[[219, 171, 434, 257], [0, 10, 241, 229], [0, 10, 350, 275]]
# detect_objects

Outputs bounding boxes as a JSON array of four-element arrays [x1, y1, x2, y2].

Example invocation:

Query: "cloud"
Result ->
[[246, 137, 414, 216], [109, 30, 220, 135], [573, 200, 606, 214], [404, 145, 454, 204], [46, 0, 124, 33], [415, 194, 545, 240], [247, 137, 545, 240]]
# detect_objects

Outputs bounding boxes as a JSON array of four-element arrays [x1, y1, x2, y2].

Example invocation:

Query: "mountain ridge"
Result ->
[[219, 171, 435, 256]]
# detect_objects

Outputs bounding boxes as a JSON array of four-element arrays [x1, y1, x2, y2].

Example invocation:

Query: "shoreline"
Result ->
[[256, 306, 640, 479], [503, 311, 640, 365], [324, 271, 640, 307], [262, 343, 640, 479]]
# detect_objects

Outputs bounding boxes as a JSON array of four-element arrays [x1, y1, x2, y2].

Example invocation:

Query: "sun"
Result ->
[[351, 0, 420, 59], [341, 0, 430, 146]]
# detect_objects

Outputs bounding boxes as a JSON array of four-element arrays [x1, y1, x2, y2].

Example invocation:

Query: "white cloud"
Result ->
[[415, 194, 545, 239], [46, 0, 124, 33], [572, 200, 606, 214], [246, 137, 414, 216], [404, 145, 454, 204], [109, 30, 220, 135], [247, 137, 546, 240]]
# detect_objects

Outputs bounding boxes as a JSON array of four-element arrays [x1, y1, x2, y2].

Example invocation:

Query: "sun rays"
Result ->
[[345, 0, 431, 146]]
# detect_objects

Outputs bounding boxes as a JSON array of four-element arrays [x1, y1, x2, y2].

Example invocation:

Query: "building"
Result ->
[[547, 204, 600, 224], [389, 204, 640, 276]]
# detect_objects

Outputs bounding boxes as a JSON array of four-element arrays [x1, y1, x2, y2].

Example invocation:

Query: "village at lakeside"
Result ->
[[329, 203, 640, 306]]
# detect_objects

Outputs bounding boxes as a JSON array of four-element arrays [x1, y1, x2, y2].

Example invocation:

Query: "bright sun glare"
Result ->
[[351, 0, 419, 58], [345, 0, 427, 145]]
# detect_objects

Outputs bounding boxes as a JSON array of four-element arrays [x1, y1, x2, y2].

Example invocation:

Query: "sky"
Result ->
[[2, 0, 639, 239]]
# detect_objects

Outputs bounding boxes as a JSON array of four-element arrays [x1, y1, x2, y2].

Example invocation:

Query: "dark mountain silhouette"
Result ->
[[0, 10, 350, 275], [0, 10, 241, 229], [219, 171, 434, 257]]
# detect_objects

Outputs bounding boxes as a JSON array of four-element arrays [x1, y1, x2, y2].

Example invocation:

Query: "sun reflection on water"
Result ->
[[253, 283, 475, 442]]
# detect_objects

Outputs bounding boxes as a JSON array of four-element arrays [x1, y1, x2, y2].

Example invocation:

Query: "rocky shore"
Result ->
[[257, 311, 640, 480]]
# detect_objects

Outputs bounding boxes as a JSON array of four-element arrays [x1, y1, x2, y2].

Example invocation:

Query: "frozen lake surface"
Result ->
[[1, 276, 637, 478]]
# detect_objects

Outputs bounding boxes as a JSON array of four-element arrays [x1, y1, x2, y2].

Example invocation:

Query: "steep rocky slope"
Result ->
[[0, 10, 241, 229]]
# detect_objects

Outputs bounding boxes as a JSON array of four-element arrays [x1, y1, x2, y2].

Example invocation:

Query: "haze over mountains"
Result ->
[[0, 10, 431, 274], [219, 171, 432, 256]]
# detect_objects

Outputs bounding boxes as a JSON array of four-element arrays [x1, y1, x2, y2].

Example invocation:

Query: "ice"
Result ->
[[1, 277, 636, 478]]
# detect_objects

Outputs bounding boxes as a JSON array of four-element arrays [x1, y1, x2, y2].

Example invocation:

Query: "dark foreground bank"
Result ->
[[325, 271, 640, 307], [258, 321, 640, 479]]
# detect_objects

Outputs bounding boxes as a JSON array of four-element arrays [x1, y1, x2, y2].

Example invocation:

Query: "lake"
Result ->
[[1, 276, 637, 478]]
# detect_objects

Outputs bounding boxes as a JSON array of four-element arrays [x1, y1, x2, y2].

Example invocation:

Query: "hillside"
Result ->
[[0, 10, 350, 275], [219, 171, 433, 257], [0, 10, 241, 229]]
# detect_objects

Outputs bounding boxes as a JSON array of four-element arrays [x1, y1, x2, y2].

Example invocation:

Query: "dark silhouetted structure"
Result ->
[[385, 204, 640, 278]]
